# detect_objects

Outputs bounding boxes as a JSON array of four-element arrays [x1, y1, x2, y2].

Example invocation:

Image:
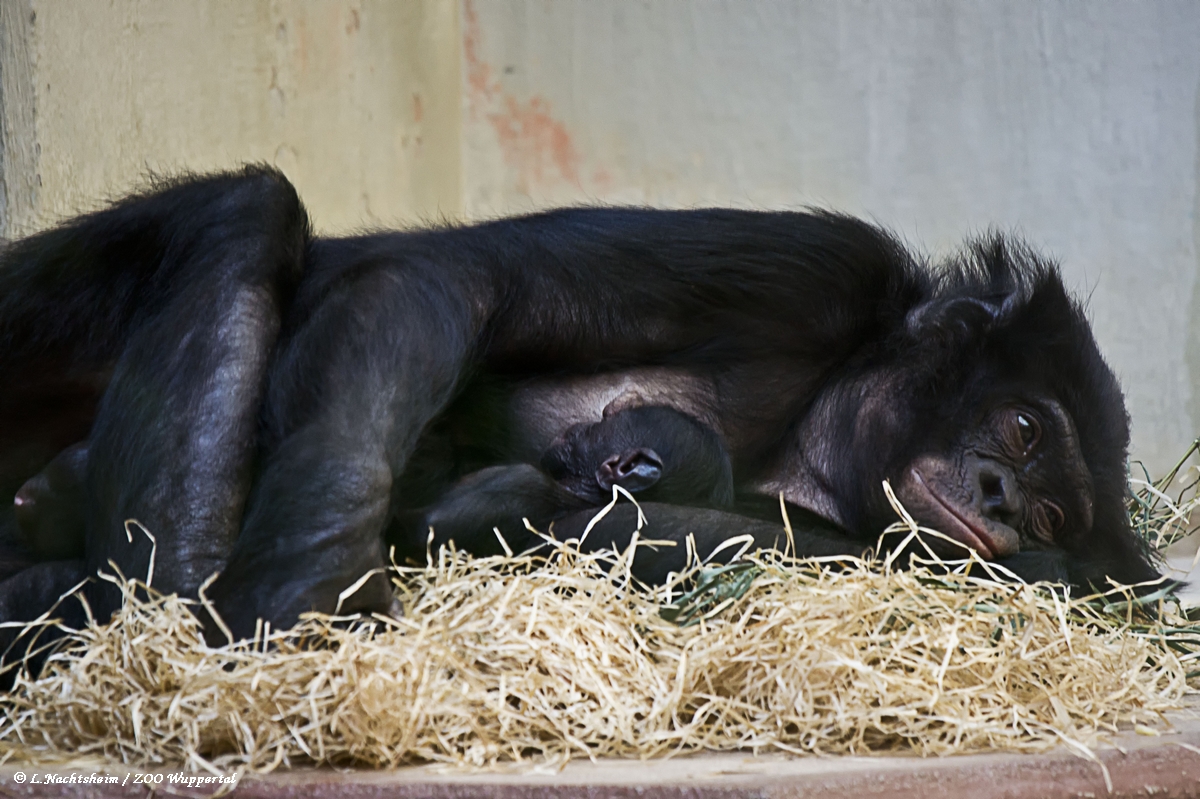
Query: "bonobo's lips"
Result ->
[[908, 469, 999, 560]]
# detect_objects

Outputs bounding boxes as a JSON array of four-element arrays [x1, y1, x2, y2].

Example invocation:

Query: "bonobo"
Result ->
[[399, 403, 735, 559], [0, 167, 1161, 647]]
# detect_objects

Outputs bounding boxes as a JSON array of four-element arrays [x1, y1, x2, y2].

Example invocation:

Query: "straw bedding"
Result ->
[[0, 448, 1197, 775]]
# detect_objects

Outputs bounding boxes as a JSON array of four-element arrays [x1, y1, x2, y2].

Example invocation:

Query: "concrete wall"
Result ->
[[0, 0, 1197, 474], [0, 0, 461, 235]]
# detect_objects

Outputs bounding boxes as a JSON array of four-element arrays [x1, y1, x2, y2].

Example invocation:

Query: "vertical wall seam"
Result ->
[[0, 0, 39, 239], [1187, 70, 1200, 445]]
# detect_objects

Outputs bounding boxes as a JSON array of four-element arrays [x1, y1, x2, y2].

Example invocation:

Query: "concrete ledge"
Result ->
[[3, 715, 1200, 798]]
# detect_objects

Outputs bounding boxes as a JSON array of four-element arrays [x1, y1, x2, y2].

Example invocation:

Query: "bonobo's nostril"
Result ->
[[980, 473, 1004, 502], [975, 462, 1021, 526]]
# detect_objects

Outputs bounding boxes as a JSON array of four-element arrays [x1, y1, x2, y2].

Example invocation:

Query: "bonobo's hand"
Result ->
[[420, 464, 588, 556], [991, 550, 1071, 585], [993, 549, 1177, 597]]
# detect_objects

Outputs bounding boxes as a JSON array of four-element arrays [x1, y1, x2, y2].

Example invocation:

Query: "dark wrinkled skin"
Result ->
[[0, 168, 1158, 671]]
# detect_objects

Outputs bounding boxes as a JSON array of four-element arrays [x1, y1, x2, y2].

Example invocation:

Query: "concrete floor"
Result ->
[[1167, 545, 1200, 605], [2, 706, 1199, 798]]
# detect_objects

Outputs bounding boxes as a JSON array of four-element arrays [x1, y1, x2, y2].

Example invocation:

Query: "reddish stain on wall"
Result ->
[[487, 96, 581, 187], [591, 167, 614, 193], [462, 0, 584, 192], [462, 0, 496, 104]]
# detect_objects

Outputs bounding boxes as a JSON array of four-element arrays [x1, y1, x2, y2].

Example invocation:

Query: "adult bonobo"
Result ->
[[0, 166, 1158, 644]]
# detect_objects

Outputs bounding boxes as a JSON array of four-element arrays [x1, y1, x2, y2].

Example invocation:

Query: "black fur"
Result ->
[[0, 167, 1157, 651]]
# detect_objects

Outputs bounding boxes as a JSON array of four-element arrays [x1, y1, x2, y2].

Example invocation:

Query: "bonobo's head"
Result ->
[[540, 405, 734, 507], [800, 236, 1158, 587]]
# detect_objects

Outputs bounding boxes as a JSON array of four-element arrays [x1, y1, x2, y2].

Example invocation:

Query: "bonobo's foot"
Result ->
[[193, 418, 398, 640], [0, 560, 89, 687]]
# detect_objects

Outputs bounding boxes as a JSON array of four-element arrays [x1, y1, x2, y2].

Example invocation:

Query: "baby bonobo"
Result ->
[[413, 405, 734, 557]]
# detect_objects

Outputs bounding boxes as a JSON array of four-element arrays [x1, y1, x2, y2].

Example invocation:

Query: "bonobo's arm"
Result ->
[[206, 208, 910, 636], [992, 552, 1071, 584], [395, 468, 866, 582], [551, 503, 867, 585], [556, 505, 1132, 592], [0, 167, 306, 625], [570, 507, 1111, 592]]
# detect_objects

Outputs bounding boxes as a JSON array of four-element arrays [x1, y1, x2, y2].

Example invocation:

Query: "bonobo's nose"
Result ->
[[973, 459, 1021, 526]]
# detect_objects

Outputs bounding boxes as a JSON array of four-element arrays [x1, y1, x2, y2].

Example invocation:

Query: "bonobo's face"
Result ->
[[891, 399, 1093, 560], [540, 404, 734, 507], [782, 239, 1157, 585], [540, 409, 665, 503]]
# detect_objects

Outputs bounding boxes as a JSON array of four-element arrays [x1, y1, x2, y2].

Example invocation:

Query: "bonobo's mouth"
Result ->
[[907, 469, 1000, 560]]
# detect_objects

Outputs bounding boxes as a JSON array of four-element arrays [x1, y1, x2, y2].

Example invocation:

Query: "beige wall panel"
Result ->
[[8, 0, 460, 235], [0, 0, 38, 232]]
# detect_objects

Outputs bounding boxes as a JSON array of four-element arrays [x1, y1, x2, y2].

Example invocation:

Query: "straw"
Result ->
[[0, 449, 1196, 774]]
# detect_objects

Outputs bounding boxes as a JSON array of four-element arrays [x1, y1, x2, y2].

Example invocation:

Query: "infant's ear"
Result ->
[[596, 448, 663, 492], [602, 390, 648, 419]]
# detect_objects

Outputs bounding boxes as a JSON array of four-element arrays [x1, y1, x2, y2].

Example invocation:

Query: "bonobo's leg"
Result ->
[[207, 252, 493, 636], [85, 170, 307, 615], [0, 166, 307, 621], [552, 503, 866, 585]]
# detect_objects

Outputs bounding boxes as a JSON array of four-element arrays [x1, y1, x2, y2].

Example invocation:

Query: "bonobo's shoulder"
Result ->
[[309, 205, 912, 255], [463, 205, 904, 244], [310, 205, 898, 247]]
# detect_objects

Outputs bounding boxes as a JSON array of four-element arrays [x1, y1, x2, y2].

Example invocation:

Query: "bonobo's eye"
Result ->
[[1016, 413, 1038, 447], [1031, 501, 1065, 543], [1008, 409, 1041, 455]]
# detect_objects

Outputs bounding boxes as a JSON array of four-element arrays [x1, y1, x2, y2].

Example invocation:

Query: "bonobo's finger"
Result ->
[[550, 502, 865, 585]]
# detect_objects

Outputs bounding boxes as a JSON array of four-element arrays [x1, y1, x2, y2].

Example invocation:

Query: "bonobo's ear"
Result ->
[[596, 448, 663, 493], [904, 294, 1016, 339]]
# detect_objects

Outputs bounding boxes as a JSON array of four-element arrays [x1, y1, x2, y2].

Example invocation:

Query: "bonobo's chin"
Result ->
[[892, 466, 1020, 560]]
